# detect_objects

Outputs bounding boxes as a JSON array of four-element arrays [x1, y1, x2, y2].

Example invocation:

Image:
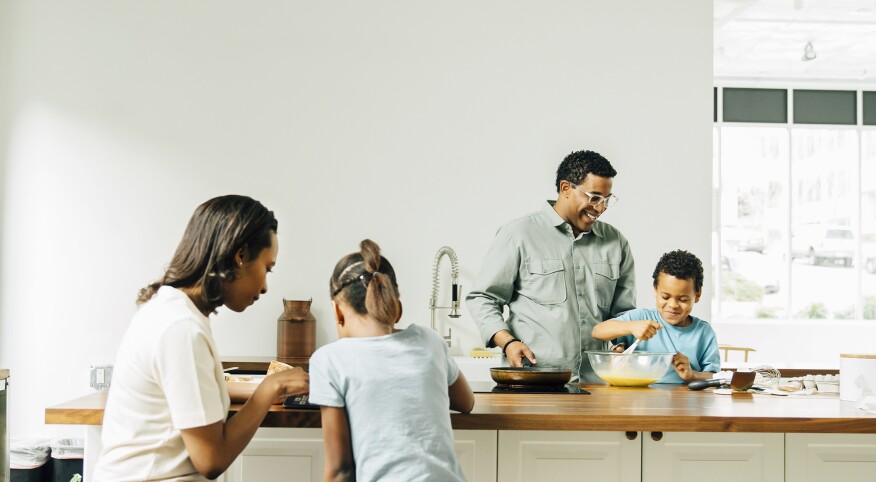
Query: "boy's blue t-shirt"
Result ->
[[612, 308, 721, 384]]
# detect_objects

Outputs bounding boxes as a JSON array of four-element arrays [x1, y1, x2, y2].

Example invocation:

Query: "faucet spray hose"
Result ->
[[431, 246, 459, 305]]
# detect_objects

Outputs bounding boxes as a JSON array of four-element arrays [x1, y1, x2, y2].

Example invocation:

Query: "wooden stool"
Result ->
[[718, 344, 756, 362]]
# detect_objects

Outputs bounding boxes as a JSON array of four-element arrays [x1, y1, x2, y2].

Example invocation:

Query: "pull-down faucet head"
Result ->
[[449, 273, 461, 318]]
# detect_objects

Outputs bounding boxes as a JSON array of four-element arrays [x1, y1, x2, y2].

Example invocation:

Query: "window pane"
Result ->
[[720, 126, 788, 319], [863, 131, 876, 319], [790, 129, 859, 319], [723, 88, 788, 123], [864, 92, 876, 126], [794, 90, 857, 125]]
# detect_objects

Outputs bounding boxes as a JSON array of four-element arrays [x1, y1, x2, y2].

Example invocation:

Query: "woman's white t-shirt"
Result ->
[[94, 286, 230, 481], [308, 324, 466, 482]]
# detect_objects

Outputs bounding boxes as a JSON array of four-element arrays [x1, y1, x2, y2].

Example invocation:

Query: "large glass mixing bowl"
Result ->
[[586, 350, 674, 387]]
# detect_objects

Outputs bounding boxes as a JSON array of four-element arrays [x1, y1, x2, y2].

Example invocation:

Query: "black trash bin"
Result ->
[[48, 439, 83, 482], [10, 438, 52, 482]]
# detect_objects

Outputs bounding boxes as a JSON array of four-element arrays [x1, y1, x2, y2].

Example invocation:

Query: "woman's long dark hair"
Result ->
[[138, 195, 277, 313], [329, 239, 401, 325]]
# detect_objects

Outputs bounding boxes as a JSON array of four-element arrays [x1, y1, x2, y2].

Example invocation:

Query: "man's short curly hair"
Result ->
[[555, 150, 617, 192], [652, 250, 704, 293]]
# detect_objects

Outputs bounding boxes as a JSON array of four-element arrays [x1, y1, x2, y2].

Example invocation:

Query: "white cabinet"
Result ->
[[497, 431, 786, 482], [454, 430, 498, 482], [642, 432, 783, 482], [219, 428, 323, 482], [78, 424, 876, 482], [498, 430, 641, 482], [786, 433, 876, 481], [220, 428, 497, 482]]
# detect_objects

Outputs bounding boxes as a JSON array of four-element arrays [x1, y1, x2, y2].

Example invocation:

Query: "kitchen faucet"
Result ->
[[429, 246, 461, 347]]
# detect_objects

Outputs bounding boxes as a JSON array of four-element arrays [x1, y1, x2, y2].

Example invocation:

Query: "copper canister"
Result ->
[[277, 298, 316, 364]]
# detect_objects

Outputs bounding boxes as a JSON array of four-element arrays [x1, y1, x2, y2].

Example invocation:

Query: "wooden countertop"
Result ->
[[46, 384, 876, 433]]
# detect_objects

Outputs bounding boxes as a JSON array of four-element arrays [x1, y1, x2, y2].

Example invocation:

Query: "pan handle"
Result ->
[[688, 379, 725, 391]]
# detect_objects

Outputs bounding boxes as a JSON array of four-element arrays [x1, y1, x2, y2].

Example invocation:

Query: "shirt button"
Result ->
[[543, 268, 547, 273]]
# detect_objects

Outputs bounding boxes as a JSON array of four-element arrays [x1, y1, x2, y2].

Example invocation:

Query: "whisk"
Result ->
[[612, 338, 641, 370], [752, 365, 781, 388]]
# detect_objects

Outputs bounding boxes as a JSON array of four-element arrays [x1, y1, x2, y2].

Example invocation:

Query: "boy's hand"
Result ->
[[671, 352, 694, 382], [629, 320, 662, 341]]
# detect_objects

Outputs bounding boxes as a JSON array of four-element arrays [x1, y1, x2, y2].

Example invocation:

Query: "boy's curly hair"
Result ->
[[652, 250, 704, 293]]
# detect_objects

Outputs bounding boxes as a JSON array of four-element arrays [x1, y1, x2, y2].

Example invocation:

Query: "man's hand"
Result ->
[[491, 330, 538, 366], [504, 340, 537, 367]]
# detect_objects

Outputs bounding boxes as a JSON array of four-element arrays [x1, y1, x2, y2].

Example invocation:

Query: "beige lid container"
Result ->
[[839, 354, 876, 401]]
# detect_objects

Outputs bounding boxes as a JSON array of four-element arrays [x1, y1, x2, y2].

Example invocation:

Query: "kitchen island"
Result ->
[[47, 384, 876, 482]]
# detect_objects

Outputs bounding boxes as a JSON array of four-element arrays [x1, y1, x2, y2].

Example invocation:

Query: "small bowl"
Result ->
[[586, 350, 674, 387]]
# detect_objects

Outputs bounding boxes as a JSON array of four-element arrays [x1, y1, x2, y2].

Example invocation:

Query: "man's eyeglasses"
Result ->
[[569, 183, 618, 208]]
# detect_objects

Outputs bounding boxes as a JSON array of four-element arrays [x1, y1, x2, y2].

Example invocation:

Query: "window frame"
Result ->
[[714, 87, 875, 324]]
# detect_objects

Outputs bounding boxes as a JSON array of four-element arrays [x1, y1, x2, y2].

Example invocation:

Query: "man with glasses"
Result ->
[[467, 150, 636, 383]]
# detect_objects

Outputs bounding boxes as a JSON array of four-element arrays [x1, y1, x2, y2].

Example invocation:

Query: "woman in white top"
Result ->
[[94, 195, 309, 481], [308, 239, 475, 481]]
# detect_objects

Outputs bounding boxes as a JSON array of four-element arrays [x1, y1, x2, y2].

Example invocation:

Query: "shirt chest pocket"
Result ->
[[593, 261, 620, 309], [520, 258, 567, 305]]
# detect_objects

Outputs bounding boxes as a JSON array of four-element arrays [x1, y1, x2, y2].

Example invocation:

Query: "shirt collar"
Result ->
[[158, 285, 211, 325], [543, 200, 604, 238]]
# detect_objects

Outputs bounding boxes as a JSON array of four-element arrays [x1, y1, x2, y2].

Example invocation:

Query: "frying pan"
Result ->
[[489, 358, 573, 386]]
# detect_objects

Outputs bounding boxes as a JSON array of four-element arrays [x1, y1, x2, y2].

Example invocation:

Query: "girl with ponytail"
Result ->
[[309, 239, 474, 481]]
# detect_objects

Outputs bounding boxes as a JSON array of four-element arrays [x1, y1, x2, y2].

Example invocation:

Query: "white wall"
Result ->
[[0, 0, 712, 438]]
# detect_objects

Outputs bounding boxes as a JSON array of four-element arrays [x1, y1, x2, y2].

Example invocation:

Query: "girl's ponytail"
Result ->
[[360, 240, 402, 324], [330, 239, 401, 325]]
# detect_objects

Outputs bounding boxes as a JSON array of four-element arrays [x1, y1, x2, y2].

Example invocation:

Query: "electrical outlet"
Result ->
[[90, 365, 113, 390]]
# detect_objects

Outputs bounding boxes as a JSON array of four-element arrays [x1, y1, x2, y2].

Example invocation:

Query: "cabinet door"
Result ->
[[786, 433, 876, 481], [220, 428, 323, 482], [218, 427, 497, 482], [454, 430, 497, 482], [498, 430, 641, 482], [642, 432, 783, 482]]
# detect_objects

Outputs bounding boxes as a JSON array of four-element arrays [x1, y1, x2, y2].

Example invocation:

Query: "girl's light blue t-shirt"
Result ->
[[308, 324, 465, 482], [613, 308, 721, 384]]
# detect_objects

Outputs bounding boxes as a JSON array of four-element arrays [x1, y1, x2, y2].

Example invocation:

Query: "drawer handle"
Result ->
[[625, 431, 638, 440], [650, 431, 663, 441]]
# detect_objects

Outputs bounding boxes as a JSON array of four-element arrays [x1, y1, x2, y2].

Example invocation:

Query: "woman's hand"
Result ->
[[182, 367, 309, 477], [629, 320, 662, 341], [259, 366, 309, 403], [228, 367, 309, 404]]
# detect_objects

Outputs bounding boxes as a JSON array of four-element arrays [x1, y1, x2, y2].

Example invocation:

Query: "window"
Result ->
[[715, 88, 876, 323]]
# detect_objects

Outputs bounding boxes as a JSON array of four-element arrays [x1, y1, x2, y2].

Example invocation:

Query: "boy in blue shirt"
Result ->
[[592, 250, 720, 384]]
